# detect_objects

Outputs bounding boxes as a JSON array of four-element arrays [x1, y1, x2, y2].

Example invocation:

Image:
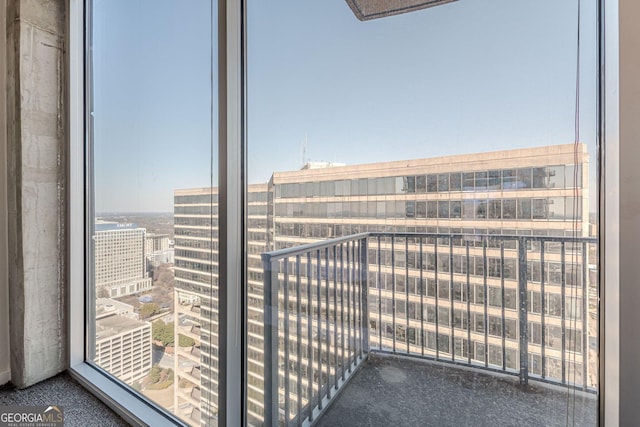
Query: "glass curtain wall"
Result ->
[[87, 1, 219, 425], [247, 0, 599, 426]]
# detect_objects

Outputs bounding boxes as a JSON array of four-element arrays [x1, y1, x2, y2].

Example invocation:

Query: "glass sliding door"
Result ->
[[87, 1, 219, 425], [246, 0, 599, 426]]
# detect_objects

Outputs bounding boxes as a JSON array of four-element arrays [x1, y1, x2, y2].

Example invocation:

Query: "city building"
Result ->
[[172, 184, 269, 425], [96, 297, 140, 320], [146, 233, 171, 254], [94, 221, 153, 298], [172, 143, 591, 426], [94, 298, 153, 385], [145, 233, 175, 267]]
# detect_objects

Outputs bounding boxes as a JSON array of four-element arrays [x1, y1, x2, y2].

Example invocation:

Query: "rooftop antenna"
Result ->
[[301, 134, 308, 167]]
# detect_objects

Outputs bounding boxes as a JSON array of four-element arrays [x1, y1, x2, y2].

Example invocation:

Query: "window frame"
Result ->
[[68, 0, 244, 425], [66, 0, 621, 426]]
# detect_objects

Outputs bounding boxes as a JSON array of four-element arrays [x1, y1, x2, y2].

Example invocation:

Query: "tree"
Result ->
[[162, 322, 175, 346], [178, 334, 195, 347], [149, 365, 162, 383], [139, 302, 160, 319], [152, 320, 175, 347], [152, 320, 165, 342]]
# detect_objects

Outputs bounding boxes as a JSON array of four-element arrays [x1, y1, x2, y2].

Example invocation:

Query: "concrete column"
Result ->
[[0, 0, 9, 387], [6, 0, 67, 388]]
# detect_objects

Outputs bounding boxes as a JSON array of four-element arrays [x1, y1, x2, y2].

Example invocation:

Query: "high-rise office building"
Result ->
[[172, 144, 591, 426], [94, 221, 153, 298]]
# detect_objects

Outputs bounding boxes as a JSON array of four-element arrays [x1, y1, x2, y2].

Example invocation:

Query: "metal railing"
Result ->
[[262, 232, 597, 427]]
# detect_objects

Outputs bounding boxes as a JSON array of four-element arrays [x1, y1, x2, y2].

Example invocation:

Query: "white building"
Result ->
[[94, 221, 153, 298], [95, 299, 152, 385]]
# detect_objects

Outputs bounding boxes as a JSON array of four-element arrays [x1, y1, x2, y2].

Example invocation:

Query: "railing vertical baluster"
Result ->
[[561, 242, 566, 385], [518, 237, 529, 385], [352, 242, 358, 361], [296, 255, 302, 425], [340, 243, 346, 381], [450, 237, 454, 362], [406, 238, 410, 354], [316, 250, 323, 410], [362, 237, 370, 354], [378, 236, 382, 351], [356, 241, 362, 359], [541, 242, 546, 380], [420, 237, 425, 357], [466, 240, 471, 365], [582, 241, 588, 389], [325, 247, 331, 401], [262, 254, 279, 427], [284, 258, 291, 425], [346, 242, 352, 373], [483, 238, 488, 367], [391, 236, 397, 353], [333, 246, 339, 391], [352, 242, 358, 367], [435, 238, 439, 359], [501, 241, 506, 371], [306, 252, 314, 423]]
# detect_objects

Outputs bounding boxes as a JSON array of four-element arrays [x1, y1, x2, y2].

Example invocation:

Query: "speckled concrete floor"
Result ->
[[316, 353, 598, 427], [0, 373, 129, 427]]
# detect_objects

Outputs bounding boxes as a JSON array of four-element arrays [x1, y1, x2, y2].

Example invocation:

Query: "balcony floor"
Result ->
[[316, 353, 597, 427]]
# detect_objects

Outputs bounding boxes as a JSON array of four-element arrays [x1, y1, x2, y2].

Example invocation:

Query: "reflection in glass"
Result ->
[[90, 0, 217, 425]]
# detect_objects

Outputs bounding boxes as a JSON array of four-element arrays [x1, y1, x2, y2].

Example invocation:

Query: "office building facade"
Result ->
[[173, 143, 591, 426], [94, 222, 153, 298], [95, 299, 153, 385]]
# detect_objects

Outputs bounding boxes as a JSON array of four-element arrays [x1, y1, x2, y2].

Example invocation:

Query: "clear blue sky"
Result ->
[[93, 0, 597, 213]]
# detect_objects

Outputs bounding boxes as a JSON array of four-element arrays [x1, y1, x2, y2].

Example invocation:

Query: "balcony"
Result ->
[[261, 232, 598, 426]]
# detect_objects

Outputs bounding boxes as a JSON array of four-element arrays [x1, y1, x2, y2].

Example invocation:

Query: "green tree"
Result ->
[[152, 320, 165, 342], [139, 303, 160, 319], [149, 365, 162, 383], [178, 334, 195, 347], [162, 322, 175, 346], [152, 320, 175, 347]]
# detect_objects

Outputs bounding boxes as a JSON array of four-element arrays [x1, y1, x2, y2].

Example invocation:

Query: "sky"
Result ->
[[92, 0, 598, 213]]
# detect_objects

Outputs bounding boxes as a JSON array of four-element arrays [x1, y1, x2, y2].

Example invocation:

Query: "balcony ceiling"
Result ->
[[345, 0, 458, 21]]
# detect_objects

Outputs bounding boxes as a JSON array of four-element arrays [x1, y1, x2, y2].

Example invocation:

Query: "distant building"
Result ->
[[145, 233, 174, 268], [147, 249, 175, 267], [301, 160, 347, 170], [145, 233, 171, 255], [95, 298, 152, 384], [172, 143, 592, 425], [94, 221, 153, 298], [96, 297, 139, 320]]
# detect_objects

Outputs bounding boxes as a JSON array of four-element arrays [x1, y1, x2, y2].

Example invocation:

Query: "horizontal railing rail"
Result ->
[[263, 232, 597, 427]]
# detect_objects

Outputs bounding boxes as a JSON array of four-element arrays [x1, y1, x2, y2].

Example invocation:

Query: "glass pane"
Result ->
[[247, 0, 599, 425], [427, 174, 438, 192], [449, 173, 462, 191], [488, 170, 501, 190], [90, 1, 217, 425]]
